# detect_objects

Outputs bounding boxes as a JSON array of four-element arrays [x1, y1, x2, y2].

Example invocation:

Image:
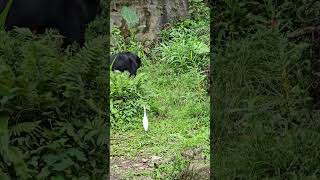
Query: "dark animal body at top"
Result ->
[[0, 0, 101, 47], [110, 52, 142, 76]]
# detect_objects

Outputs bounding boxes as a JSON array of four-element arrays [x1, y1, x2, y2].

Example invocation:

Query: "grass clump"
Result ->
[[155, 19, 209, 74], [212, 26, 320, 179]]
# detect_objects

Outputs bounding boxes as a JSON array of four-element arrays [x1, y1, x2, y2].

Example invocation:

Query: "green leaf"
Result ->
[[194, 42, 210, 54], [10, 121, 41, 136], [51, 175, 65, 180], [0, 174, 10, 180], [0, 64, 15, 88], [7, 147, 30, 178], [84, 98, 104, 114], [78, 176, 90, 180], [0, 0, 14, 30], [52, 158, 74, 171], [0, 84, 11, 97], [43, 154, 60, 166], [0, 113, 9, 153], [37, 167, 50, 179], [120, 6, 139, 28], [29, 156, 39, 167], [97, 132, 107, 146], [65, 148, 87, 161]]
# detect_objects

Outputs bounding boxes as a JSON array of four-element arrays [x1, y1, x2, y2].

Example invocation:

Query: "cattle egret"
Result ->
[[143, 105, 148, 131]]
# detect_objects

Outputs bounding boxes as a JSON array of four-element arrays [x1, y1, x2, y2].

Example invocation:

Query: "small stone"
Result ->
[[122, 160, 130, 164], [150, 156, 161, 161], [148, 163, 154, 167], [181, 149, 194, 159], [133, 163, 141, 167]]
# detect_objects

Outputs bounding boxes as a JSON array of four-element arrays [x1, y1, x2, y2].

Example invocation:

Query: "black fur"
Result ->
[[110, 52, 142, 76], [0, 0, 101, 47]]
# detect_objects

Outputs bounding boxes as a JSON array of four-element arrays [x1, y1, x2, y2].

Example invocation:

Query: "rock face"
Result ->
[[177, 162, 210, 180], [178, 149, 210, 179], [110, 0, 189, 46]]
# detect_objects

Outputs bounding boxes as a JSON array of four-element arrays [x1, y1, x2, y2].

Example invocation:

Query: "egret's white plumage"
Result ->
[[143, 105, 148, 131]]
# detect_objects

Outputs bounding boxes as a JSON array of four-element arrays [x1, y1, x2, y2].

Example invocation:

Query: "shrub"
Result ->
[[155, 19, 209, 74], [212, 27, 320, 179], [110, 71, 150, 131], [0, 12, 109, 180], [110, 24, 150, 132]]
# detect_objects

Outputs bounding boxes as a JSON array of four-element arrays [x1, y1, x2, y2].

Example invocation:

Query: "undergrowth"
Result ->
[[0, 3, 109, 179], [156, 19, 209, 74], [110, 1, 209, 179], [212, 0, 320, 179]]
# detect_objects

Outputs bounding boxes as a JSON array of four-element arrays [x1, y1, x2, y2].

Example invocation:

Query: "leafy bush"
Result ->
[[110, 26, 146, 60], [212, 26, 311, 142], [212, 0, 320, 49], [212, 27, 320, 179], [155, 19, 209, 73], [110, 27, 126, 53], [211, 0, 320, 178], [0, 10, 108, 180], [110, 71, 151, 131], [189, 0, 210, 21], [215, 128, 320, 179]]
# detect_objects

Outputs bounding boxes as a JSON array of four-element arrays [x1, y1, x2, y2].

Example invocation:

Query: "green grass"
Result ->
[[110, 3, 210, 177], [212, 26, 320, 179], [111, 58, 209, 179], [211, 1, 320, 178]]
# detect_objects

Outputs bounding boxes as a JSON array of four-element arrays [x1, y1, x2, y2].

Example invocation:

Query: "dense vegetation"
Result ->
[[110, 0, 210, 179], [0, 2, 109, 179], [212, 0, 320, 179]]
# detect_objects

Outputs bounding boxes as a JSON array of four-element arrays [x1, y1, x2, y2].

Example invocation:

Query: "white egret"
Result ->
[[143, 105, 148, 132]]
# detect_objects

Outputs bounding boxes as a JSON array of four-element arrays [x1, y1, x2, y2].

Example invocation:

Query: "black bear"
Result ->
[[0, 0, 101, 47], [110, 52, 142, 76]]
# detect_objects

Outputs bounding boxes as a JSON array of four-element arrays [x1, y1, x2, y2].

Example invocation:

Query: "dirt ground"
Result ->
[[110, 148, 210, 180]]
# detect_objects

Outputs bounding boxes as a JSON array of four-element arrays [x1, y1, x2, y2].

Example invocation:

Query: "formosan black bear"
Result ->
[[0, 0, 101, 47], [110, 52, 142, 76]]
